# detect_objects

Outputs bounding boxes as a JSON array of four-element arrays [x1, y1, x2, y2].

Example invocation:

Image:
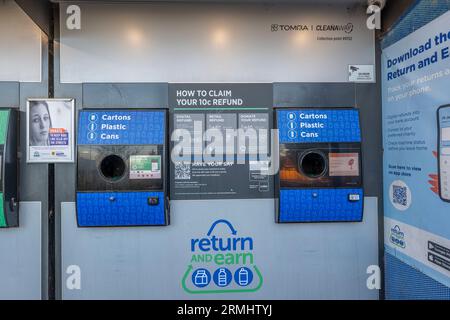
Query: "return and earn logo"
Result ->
[[182, 219, 263, 294]]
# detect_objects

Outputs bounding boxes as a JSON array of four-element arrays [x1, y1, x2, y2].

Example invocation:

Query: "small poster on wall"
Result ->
[[27, 98, 75, 163]]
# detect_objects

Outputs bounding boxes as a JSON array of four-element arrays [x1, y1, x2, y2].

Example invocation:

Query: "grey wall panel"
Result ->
[[54, 42, 82, 206], [274, 83, 356, 108], [19, 36, 49, 199], [54, 39, 170, 297], [54, 38, 83, 300], [0, 21, 48, 301], [373, 40, 384, 300], [19, 34, 50, 199], [18, 34, 49, 300], [356, 86, 382, 198], [82, 83, 168, 108], [62, 198, 378, 300], [0, 202, 42, 300], [0, 82, 20, 108]]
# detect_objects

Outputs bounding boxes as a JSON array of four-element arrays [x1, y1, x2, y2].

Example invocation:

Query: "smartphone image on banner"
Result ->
[[438, 105, 450, 202]]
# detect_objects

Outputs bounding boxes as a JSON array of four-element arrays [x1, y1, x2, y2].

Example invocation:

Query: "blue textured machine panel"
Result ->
[[77, 110, 165, 145], [277, 109, 361, 144], [279, 188, 363, 222], [77, 192, 166, 227]]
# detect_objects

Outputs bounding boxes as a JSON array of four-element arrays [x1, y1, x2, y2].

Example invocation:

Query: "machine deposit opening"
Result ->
[[299, 151, 327, 178], [99, 154, 126, 182]]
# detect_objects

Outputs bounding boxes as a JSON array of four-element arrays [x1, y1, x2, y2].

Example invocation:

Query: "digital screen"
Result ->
[[129, 155, 161, 180], [439, 107, 450, 200], [279, 143, 362, 189], [442, 127, 450, 142], [439, 107, 450, 147], [329, 153, 360, 177], [77, 145, 163, 192]]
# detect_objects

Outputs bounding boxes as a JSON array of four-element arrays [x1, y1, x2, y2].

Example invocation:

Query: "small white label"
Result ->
[[348, 65, 375, 82], [349, 194, 361, 201]]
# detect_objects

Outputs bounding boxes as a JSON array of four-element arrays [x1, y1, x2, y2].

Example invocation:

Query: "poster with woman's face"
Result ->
[[27, 99, 75, 163]]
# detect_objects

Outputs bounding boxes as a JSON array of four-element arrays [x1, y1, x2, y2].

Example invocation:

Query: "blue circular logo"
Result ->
[[288, 130, 298, 139], [192, 268, 211, 288], [88, 123, 97, 131], [213, 268, 232, 287], [87, 132, 96, 141], [288, 121, 297, 129], [89, 114, 98, 122], [234, 267, 253, 287]]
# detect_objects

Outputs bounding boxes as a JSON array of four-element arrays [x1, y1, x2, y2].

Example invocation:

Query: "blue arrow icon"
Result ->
[[207, 219, 237, 236]]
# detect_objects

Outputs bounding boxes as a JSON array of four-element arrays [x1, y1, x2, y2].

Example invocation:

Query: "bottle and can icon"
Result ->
[[192, 269, 211, 288], [194, 267, 254, 288], [238, 268, 249, 286], [234, 267, 254, 287], [213, 268, 232, 287], [218, 268, 227, 286]]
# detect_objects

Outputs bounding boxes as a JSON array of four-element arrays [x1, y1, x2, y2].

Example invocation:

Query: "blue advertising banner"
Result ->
[[382, 11, 450, 287], [78, 110, 165, 145]]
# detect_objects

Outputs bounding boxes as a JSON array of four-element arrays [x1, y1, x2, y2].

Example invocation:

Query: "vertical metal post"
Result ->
[[47, 2, 55, 301]]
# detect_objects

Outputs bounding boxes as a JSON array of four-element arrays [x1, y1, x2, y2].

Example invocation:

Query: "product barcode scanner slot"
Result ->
[[76, 109, 169, 227], [275, 108, 364, 223], [0, 109, 19, 228]]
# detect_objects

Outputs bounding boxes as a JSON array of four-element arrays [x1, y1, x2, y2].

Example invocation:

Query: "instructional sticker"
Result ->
[[348, 64, 374, 82], [129, 155, 161, 180], [329, 153, 360, 177]]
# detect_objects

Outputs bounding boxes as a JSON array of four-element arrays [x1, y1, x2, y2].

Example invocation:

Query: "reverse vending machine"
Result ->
[[275, 108, 364, 223], [0, 109, 19, 228], [76, 109, 169, 227]]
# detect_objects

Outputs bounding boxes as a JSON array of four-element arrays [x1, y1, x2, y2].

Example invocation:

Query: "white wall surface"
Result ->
[[0, 0, 42, 82], [59, 2, 375, 83], [62, 198, 379, 299], [0, 202, 42, 300]]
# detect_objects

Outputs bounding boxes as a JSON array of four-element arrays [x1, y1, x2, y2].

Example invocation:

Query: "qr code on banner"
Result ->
[[175, 162, 191, 180], [393, 185, 407, 206]]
